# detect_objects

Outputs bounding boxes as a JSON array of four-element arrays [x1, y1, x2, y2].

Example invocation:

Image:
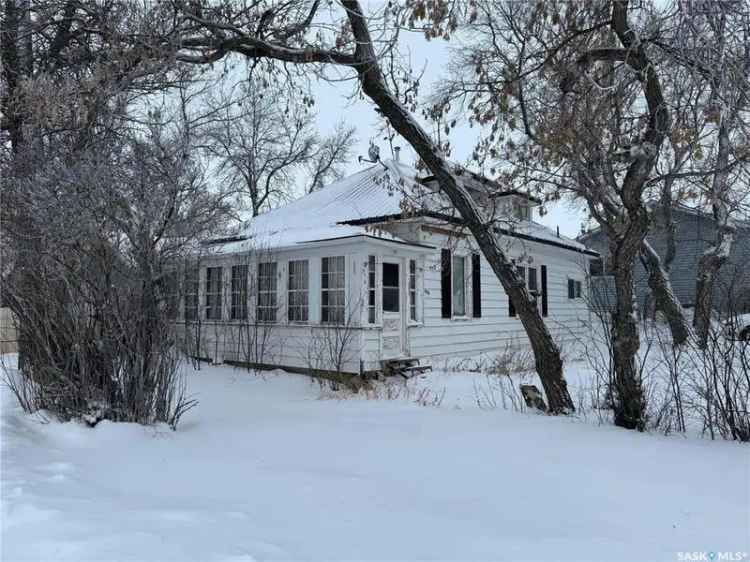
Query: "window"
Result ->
[[516, 265, 526, 290], [184, 267, 199, 321], [382, 262, 400, 313], [230, 265, 248, 320], [257, 262, 277, 322], [509, 265, 525, 317], [471, 253, 481, 318], [288, 260, 309, 322], [527, 267, 539, 309], [367, 255, 376, 324], [163, 270, 179, 320], [205, 267, 223, 320], [514, 202, 530, 221], [568, 279, 583, 299], [321, 256, 345, 324], [590, 258, 604, 277], [527, 267, 538, 293], [409, 259, 417, 321], [452, 255, 466, 316]]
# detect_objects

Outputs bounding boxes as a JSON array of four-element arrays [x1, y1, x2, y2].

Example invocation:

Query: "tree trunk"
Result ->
[[342, 0, 573, 413], [640, 240, 692, 345], [611, 238, 646, 430], [693, 114, 734, 348]]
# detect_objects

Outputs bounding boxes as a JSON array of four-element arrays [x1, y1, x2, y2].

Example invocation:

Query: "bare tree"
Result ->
[[148, 0, 575, 413], [668, 3, 750, 347], [202, 75, 355, 216], [0, 1, 231, 426], [434, 0, 683, 428]]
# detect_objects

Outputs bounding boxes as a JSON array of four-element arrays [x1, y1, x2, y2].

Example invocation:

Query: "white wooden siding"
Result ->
[[174, 222, 593, 372], [406, 228, 592, 363]]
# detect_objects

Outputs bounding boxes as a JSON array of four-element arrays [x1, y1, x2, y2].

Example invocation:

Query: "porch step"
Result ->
[[398, 364, 433, 379], [380, 357, 432, 379]]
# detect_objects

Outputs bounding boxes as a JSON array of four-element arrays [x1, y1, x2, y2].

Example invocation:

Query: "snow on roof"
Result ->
[[208, 159, 595, 256], [509, 221, 593, 253], [210, 160, 428, 253]]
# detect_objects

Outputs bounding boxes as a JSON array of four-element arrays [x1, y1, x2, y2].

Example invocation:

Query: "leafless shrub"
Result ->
[[1, 78, 226, 429], [321, 377, 446, 408], [472, 374, 527, 412], [303, 295, 363, 390], [442, 343, 534, 377]]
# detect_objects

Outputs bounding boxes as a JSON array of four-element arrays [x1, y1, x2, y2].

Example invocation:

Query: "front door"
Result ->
[[381, 259, 406, 359]]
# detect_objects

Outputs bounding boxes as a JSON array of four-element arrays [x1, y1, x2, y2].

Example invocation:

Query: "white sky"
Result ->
[[307, 26, 588, 238]]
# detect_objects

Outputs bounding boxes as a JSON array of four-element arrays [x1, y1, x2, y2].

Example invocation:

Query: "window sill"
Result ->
[[450, 316, 471, 321]]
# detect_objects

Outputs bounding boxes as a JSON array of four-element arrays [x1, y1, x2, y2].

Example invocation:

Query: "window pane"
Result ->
[[205, 267, 223, 320], [516, 265, 526, 284], [409, 259, 417, 322], [383, 288, 399, 312], [528, 267, 538, 292], [288, 259, 309, 322], [383, 262, 399, 287], [257, 262, 277, 323], [452, 256, 465, 316], [321, 256, 345, 324]]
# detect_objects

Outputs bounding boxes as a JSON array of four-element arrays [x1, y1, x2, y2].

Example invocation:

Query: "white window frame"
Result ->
[[205, 266, 223, 321], [287, 259, 309, 323], [321, 256, 345, 324], [257, 262, 278, 323], [230, 264, 249, 320], [184, 266, 199, 322], [367, 255, 377, 324], [452, 254, 467, 318], [408, 258, 417, 322], [568, 277, 583, 299]]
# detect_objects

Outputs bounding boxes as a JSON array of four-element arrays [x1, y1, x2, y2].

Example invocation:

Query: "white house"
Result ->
[[175, 160, 597, 375]]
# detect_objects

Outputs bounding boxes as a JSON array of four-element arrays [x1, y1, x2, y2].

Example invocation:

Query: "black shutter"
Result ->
[[541, 265, 548, 317], [441, 249, 452, 318], [472, 253, 481, 318], [568, 278, 575, 299]]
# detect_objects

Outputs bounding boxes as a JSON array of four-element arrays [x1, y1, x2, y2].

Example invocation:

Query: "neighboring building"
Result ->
[[578, 204, 750, 315], [175, 160, 598, 374], [0, 307, 18, 354]]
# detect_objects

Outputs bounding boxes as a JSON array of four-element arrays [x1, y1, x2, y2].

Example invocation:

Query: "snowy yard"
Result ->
[[2, 355, 749, 562]]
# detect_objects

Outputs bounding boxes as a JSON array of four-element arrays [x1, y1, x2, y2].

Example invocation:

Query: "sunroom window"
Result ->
[[321, 256, 345, 324], [205, 267, 223, 320], [288, 260, 309, 322], [257, 262, 277, 323], [230, 265, 248, 320]]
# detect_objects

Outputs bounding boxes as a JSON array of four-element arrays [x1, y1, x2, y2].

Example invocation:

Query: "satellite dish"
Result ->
[[368, 142, 380, 162]]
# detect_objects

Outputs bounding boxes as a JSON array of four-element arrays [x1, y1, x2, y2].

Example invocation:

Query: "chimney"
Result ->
[[394, 146, 401, 162]]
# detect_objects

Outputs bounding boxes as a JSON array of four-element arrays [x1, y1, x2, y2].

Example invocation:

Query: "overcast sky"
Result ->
[[306, 25, 588, 238]]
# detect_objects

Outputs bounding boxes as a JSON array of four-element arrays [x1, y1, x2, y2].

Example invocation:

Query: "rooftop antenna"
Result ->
[[556, 226, 560, 238], [358, 141, 381, 164]]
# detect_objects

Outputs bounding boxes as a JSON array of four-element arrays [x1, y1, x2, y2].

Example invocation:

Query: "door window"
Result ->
[[382, 262, 400, 313]]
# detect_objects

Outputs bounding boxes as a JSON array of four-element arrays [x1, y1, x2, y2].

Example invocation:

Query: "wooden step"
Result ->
[[399, 365, 432, 379], [380, 357, 431, 378]]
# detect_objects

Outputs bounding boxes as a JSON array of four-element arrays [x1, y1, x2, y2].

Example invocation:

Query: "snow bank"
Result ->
[[2, 355, 748, 561]]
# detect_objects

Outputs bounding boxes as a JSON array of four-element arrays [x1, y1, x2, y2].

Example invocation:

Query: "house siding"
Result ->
[[174, 219, 595, 373], [405, 227, 592, 364], [581, 209, 750, 313]]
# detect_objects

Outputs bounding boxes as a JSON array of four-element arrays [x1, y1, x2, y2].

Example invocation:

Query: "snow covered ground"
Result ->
[[2, 354, 749, 562]]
